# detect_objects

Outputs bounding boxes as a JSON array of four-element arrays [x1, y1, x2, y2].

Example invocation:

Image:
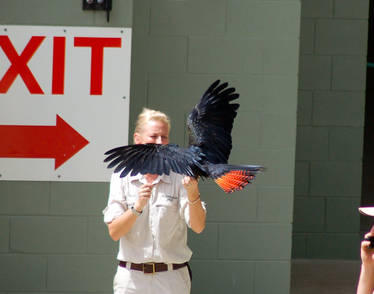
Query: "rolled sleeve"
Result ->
[[103, 173, 127, 224]]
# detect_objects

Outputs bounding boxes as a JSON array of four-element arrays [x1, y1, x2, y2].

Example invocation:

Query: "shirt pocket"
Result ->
[[154, 193, 181, 239]]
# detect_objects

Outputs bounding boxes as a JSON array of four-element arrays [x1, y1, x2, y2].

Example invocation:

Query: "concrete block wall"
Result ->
[[131, 1, 300, 293], [0, 0, 131, 293], [0, 0, 300, 293], [293, 0, 369, 259]]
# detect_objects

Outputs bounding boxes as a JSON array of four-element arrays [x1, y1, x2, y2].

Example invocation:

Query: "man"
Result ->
[[103, 108, 206, 294], [357, 207, 374, 294]]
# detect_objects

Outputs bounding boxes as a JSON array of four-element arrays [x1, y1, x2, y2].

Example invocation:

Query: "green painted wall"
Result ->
[[0, 1, 131, 293], [293, 0, 368, 260], [0, 0, 300, 293], [131, 2, 300, 293]]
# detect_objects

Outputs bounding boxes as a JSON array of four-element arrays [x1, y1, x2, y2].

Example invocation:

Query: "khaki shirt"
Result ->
[[103, 171, 204, 264]]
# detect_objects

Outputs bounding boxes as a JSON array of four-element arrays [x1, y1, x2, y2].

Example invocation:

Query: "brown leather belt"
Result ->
[[119, 261, 188, 274]]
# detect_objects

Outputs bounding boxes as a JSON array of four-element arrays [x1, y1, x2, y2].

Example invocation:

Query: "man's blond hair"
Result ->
[[134, 108, 171, 134]]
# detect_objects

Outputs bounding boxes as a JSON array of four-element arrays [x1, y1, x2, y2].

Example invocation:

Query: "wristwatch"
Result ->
[[130, 206, 142, 216]]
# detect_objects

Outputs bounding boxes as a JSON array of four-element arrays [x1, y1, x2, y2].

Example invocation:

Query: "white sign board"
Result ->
[[0, 25, 131, 182]]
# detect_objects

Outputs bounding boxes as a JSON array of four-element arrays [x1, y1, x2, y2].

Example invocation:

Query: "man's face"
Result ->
[[134, 120, 169, 145]]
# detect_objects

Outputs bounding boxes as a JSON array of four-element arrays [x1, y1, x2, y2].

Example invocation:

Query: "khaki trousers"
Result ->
[[113, 264, 191, 294]]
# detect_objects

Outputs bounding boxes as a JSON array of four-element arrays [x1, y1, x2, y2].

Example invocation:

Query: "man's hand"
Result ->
[[135, 183, 153, 212], [182, 176, 199, 200], [361, 226, 374, 266]]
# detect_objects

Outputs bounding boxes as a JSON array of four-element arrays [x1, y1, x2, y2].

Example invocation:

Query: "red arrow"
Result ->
[[0, 115, 89, 169]]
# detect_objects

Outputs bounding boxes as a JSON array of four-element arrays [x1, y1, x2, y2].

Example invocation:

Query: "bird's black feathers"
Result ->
[[104, 80, 264, 193], [104, 143, 204, 178]]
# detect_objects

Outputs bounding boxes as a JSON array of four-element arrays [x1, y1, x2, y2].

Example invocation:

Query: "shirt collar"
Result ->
[[129, 173, 172, 184]]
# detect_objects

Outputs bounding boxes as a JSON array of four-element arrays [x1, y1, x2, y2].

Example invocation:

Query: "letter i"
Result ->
[[52, 36, 65, 94]]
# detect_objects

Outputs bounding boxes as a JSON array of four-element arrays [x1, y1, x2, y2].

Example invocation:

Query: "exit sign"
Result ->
[[0, 25, 131, 182]]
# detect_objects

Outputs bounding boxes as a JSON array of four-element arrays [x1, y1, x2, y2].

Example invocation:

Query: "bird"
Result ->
[[104, 80, 264, 193]]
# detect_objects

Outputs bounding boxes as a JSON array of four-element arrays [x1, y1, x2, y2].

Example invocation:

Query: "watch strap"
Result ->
[[130, 206, 142, 216]]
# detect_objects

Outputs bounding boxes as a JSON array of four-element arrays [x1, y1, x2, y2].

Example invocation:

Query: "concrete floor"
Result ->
[[290, 259, 362, 294]]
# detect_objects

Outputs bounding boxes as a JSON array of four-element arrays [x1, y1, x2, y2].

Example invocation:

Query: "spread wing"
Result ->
[[104, 143, 203, 178], [187, 80, 240, 164]]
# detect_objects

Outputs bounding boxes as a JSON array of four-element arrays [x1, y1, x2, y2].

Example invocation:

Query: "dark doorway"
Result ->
[[361, 0, 374, 232]]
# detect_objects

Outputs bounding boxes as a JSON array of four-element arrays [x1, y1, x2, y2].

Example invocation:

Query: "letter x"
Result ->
[[0, 35, 45, 94]]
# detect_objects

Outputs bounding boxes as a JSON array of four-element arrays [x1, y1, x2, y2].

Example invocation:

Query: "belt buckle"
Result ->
[[143, 262, 156, 274]]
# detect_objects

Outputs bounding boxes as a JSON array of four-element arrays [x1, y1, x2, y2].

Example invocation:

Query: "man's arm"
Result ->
[[182, 177, 206, 234], [107, 183, 153, 241], [357, 264, 374, 294]]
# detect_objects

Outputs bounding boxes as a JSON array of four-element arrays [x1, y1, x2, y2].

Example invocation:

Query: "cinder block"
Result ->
[[226, 0, 252, 36], [298, 55, 332, 90], [291, 234, 307, 258], [301, 0, 334, 18], [150, 0, 226, 35], [255, 261, 291, 294], [254, 149, 296, 187], [0, 217, 9, 252], [297, 91, 313, 126], [291, 259, 361, 293], [147, 74, 214, 113], [332, 56, 367, 90], [227, 1, 300, 38], [262, 39, 300, 74], [188, 37, 262, 74], [293, 197, 325, 233], [11, 216, 87, 253], [200, 182, 257, 222], [296, 127, 329, 160], [222, 75, 298, 115], [310, 161, 362, 196], [50, 182, 108, 215], [257, 186, 293, 223], [87, 216, 117, 254], [334, 0, 369, 18], [132, 0, 150, 30], [329, 127, 364, 160], [0, 181, 6, 194], [313, 91, 365, 126], [306, 233, 360, 259], [188, 223, 218, 259], [300, 19, 315, 54], [326, 197, 360, 233], [219, 223, 292, 259], [47, 255, 115, 291], [316, 20, 368, 55], [131, 35, 187, 73], [0, 0, 94, 25], [0, 254, 46, 290], [260, 113, 297, 148], [231, 110, 262, 151], [190, 260, 254, 294], [129, 71, 148, 132], [0, 181, 49, 215], [251, 76, 298, 114], [294, 161, 310, 195]]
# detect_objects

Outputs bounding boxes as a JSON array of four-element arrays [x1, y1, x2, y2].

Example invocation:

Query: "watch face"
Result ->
[[131, 206, 141, 216]]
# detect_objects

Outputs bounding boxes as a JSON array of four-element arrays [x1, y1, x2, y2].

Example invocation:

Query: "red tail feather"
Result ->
[[214, 170, 255, 193]]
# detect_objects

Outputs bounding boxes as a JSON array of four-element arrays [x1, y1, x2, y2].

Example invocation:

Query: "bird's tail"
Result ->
[[207, 164, 264, 193]]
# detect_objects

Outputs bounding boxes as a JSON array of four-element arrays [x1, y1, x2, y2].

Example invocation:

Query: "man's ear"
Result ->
[[134, 132, 141, 144]]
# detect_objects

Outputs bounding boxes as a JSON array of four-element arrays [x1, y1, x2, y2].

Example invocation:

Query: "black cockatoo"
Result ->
[[104, 80, 264, 193]]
